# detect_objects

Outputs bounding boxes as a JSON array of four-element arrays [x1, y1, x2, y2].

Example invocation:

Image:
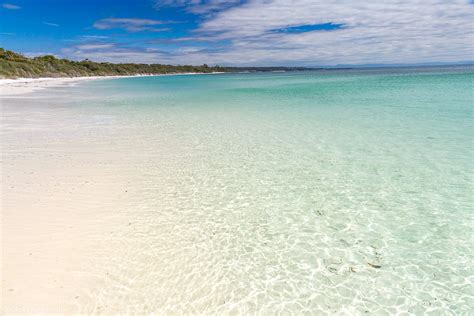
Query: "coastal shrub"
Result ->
[[0, 48, 232, 78]]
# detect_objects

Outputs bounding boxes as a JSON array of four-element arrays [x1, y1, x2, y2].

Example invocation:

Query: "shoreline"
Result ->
[[0, 72, 225, 96]]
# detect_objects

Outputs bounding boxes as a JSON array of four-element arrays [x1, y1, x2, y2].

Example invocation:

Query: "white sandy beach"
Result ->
[[0, 73, 225, 96], [0, 76, 107, 96], [0, 74, 222, 314], [1, 89, 136, 312]]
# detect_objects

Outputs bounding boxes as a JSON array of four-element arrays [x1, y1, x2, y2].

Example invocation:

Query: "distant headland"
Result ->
[[0, 48, 314, 79]]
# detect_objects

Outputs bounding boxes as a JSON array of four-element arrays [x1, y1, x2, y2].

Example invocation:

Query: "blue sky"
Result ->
[[1, 0, 473, 66]]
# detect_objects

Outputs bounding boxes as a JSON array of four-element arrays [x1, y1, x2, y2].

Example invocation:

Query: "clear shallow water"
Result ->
[[8, 67, 474, 313]]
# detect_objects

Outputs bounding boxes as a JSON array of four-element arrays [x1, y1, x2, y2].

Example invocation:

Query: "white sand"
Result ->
[[1, 70, 225, 314], [0, 76, 138, 96], [0, 72, 225, 96], [0, 75, 220, 313], [1, 97, 138, 313]]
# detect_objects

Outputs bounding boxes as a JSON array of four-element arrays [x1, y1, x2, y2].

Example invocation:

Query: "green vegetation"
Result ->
[[0, 48, 231, 78], [0, 48, 319, 78]]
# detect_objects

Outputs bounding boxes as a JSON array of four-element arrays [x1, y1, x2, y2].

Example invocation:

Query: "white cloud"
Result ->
[[2, 3, 20, 9], [179, 0, 474, 65], [93, 18, 170, 32], [155, 0, 242, 14], [43, 22, 60, 27], [75, 43, 116, 51], [80, 35, 109, 39], [74, 1, 474, 66]]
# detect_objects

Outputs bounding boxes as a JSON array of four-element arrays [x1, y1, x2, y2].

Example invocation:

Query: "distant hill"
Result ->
[[0, 48, 232, 78]]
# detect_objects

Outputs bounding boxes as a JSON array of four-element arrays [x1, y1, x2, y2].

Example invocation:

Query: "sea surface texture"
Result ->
[[2, 66, 473, 314]]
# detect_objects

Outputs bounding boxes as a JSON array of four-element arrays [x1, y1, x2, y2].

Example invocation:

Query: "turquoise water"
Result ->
[[20, 67, 474, 313]]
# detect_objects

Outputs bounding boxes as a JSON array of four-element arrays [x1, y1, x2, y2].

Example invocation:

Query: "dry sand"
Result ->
[[0, 76, 134, 96], [0, 72, 225, 96], [1, 72, 225, 314], [1, 84, 138, 313]]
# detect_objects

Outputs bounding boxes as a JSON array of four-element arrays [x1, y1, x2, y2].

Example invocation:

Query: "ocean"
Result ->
[[2, 66, 473, 314]]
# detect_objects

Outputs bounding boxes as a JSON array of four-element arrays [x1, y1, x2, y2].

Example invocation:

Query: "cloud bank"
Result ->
[[70, 0, 473, 66]]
